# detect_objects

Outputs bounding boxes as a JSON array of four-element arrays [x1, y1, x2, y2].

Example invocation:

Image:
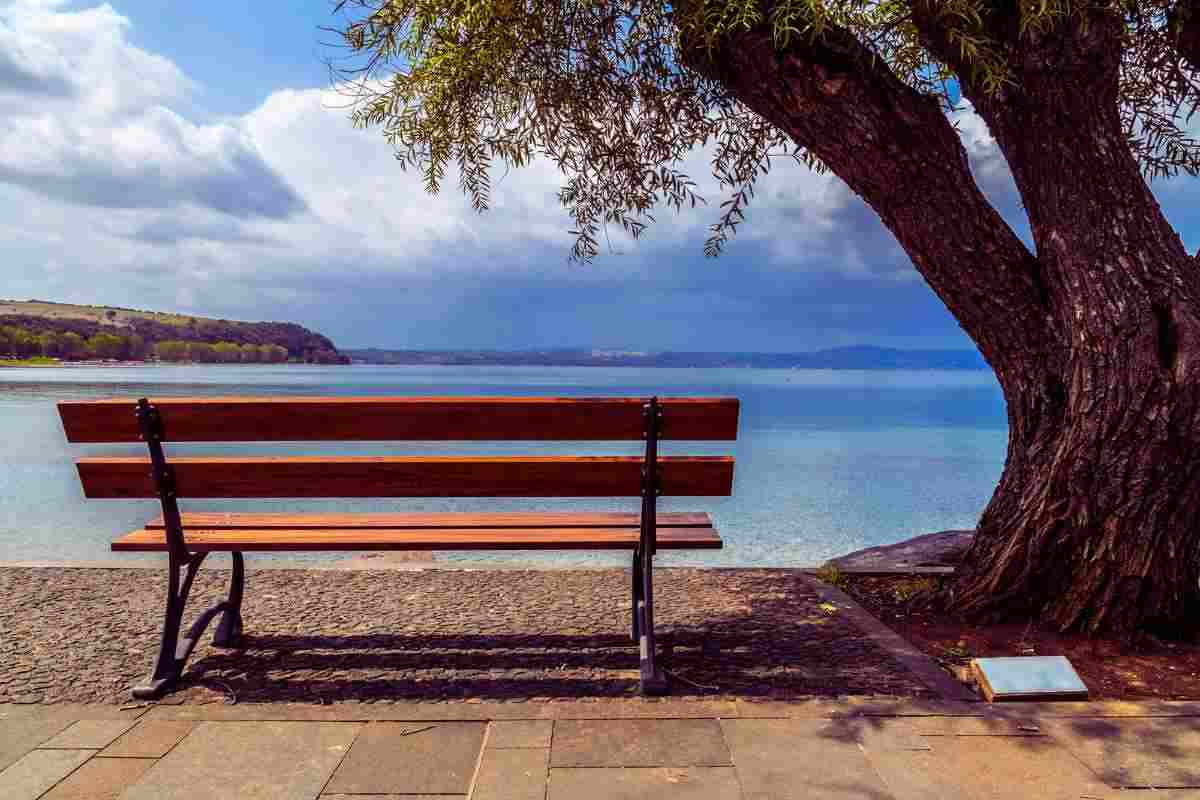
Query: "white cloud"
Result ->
[[0, 0, 1105, 341], [0, 1, 189, 112], [0, 0, 301, 219]]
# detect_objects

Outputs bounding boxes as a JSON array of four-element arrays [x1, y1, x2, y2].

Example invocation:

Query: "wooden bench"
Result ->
[[59, 395, 738, 699]]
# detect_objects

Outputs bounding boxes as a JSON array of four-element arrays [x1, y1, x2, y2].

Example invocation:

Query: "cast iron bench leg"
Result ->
[[212, 552, 245, 648], [132, 551, 246, 700], [637, 544, 668, 696], [631, 548, 643, 641]]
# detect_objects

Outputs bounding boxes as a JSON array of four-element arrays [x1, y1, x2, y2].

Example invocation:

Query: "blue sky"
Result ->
[[1, 1, 1197, 352]]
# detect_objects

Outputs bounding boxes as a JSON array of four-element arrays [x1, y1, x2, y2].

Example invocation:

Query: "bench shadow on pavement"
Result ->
[[181, 609, 932, 703]]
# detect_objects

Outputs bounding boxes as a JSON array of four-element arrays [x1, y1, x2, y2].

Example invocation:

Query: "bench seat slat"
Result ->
[[60, 396, 740, 442], [77, 456, 735, 499], [112, 526, 724, 552], [146, 511, 713, 530]]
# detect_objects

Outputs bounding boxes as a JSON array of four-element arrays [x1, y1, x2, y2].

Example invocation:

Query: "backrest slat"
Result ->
[[59, 397, 739, 442], [76, 456, 735, 499], [144, 511, 715, 529]]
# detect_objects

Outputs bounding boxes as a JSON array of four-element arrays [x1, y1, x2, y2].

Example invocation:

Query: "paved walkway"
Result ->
[[3, 698, 1200, 799]]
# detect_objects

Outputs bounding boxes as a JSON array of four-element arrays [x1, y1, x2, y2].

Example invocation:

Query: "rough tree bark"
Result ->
[[687, 3, 1200, 636]]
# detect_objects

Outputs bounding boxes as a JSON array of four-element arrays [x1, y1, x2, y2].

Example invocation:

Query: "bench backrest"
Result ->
[[60, 396, 738, 500]]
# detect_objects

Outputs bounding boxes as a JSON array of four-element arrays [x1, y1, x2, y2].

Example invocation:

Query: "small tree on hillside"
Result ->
[[154, 340, 189, 362], [60, 332, 86, 360], [332, 0, 1200, 636], [87, 333, 124, 360]]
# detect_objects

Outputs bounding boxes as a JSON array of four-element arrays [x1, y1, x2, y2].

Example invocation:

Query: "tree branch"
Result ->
[[910, 5, 1192, 303], [682, 21, 1060, 377]]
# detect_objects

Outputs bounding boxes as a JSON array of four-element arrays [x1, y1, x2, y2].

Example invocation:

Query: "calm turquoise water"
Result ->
[[0, 364, 1007, 566]]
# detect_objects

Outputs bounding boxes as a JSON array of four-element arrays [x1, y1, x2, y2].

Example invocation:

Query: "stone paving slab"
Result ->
[[0, 748, 92, 800], [1043, 717, 1200, 788], [543, 700, 743, 718], [324, 721, 485, 795], [100, 720, 196, 758], [824, 717, 933, 752], [488, 719, 554, 748], [473, 747, 548, 800], [910, 716, 1046, 736], [548, 767, 743, 800], [0, 704, 146, 771], [551, 718, 731, 767], [866, 736, 1114, 800], [0, 705, 148, 720], [721, 718, 894, 799], [41, 756, 156, 799], [734, 698, 983, 719], [39, 718, 139, 749], [0, 714, 75, 772], [120, 721, 360, 800], [143, 698, 742, 721], [998, 701, 1200, 718]]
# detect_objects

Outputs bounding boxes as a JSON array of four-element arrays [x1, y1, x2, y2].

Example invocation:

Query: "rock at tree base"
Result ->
[[826, 530, 974, 571]]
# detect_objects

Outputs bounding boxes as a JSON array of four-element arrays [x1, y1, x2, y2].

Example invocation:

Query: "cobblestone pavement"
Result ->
[[0, 566, 932, 705]]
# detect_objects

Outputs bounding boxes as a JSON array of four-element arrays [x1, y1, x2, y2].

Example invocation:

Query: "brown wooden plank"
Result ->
[[111, 526, 724, 552], [77, 456, 735, 499], [145, 511, 713, 530], [58, 396, 739, 442]]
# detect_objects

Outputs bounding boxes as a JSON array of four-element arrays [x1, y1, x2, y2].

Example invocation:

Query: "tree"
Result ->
[[333, 0, 1200, 636], [87, 333, 124, 360], [10, 328, 39, 358], [154, 340, 189, 362], [125, 334, 147, 361], [187, 342, 216, 363], [39, 333, 61, 358], [213, 342, 243, 363], [60, 332, 86, 360]]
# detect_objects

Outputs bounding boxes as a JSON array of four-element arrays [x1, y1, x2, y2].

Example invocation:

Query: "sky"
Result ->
[[1, 1, 1198, 352]]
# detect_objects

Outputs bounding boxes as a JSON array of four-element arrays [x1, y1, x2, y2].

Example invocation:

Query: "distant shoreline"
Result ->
[[0, 358, 995, 372], [0, 359, 342, 369], [342, 345, 991, 371]]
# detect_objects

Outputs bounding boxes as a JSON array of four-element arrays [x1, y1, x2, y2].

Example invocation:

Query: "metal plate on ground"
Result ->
[[971, 656, 1089, 702]]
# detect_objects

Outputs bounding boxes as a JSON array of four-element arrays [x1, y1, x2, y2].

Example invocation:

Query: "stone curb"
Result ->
[[800, 575, 978, 703]]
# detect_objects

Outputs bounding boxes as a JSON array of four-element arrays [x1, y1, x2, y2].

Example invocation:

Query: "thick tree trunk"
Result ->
[[922, 8, 1200, 635], [689, 7, 1200, 635]]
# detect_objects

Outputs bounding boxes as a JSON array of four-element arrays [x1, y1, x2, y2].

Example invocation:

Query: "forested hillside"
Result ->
[[0, 300, 347, 364]]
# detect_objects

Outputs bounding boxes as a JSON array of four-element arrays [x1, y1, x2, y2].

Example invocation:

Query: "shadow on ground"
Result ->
[[0, 566, 932, 704]]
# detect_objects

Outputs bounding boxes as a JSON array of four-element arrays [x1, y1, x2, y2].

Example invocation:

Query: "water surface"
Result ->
[[0, 364, 1007, 566]]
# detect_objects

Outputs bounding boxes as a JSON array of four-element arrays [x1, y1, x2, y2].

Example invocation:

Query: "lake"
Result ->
[[0, 364, 1007, 566]]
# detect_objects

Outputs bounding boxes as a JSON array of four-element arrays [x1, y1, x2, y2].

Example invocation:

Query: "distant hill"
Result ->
[[0, 299, 347, 363], [344, 345, 990, 370]]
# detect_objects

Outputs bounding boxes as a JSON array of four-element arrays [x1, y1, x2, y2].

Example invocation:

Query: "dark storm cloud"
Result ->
[[236, 235, 970, 352], [0, 147, 306, 219]]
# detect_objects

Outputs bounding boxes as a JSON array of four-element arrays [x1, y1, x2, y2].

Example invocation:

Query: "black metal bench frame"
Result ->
[[131, 396, 673, 699]]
